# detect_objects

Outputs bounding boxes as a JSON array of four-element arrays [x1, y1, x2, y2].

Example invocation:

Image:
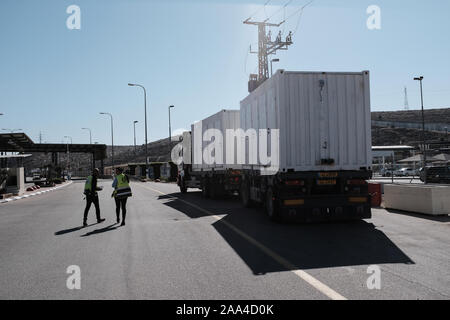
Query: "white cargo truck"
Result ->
[[178, 70, 373, 222], [239, 70, 372, 222]]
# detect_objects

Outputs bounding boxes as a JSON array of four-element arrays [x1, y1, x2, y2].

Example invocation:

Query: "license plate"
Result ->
[[317, 179, 336, 185], [319, 172, 338, 178], [349, 197, 367, 203], [284, 199, 305, 206]]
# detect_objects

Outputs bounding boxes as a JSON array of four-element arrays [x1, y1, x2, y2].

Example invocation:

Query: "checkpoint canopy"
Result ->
[[0, 133, 107, 161]]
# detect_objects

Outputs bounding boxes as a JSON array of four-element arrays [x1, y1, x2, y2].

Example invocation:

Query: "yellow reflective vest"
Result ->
[[84, 176, 93, 194], [114, 174, 132, 198]]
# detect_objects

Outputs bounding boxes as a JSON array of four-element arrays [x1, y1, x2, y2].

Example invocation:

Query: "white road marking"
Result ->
[[135, 183, 348, 301], [0, 181, 73, 205]]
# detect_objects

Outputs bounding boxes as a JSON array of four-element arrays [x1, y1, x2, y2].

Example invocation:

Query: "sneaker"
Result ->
[[117, 217, 120, 224], [120, 221, 125, 226], [97, 218, 106, 223], [83, 222, 87, 228]]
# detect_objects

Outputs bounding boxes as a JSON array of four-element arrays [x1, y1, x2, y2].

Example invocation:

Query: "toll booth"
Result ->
[[0, 154, 31, 197]]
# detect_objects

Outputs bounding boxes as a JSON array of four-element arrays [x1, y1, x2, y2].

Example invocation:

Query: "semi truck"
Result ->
[[178, 70, 373, 222]]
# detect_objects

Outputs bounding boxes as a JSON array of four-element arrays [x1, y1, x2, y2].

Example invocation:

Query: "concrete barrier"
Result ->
[[384, 184, 450, 216]]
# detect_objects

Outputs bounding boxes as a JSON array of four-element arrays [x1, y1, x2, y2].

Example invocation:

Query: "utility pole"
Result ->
[[404, 87, 409, 110], [133, 121, 138, 155], [100, 112, 114, 174], [244, 18, 293, 91], [168, 105, 174, 142], [64, 136, 72, 180], [128, 83, 149, 179], [82, 128, 93, 171], [414, 76, 426, 184]]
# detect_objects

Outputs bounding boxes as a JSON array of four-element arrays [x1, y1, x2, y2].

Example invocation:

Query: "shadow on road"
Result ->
[[55, 222, 100, 236], [80, 223, 119, 237], [386, 209, 450, 222], [159, 191, 414, 274]]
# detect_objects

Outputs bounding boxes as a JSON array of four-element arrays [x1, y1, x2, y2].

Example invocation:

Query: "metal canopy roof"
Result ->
[[0, 133, 107, 160], [0, 133, 34, 150], [372, 145, 417, 151], [0, 154, 32, 159]]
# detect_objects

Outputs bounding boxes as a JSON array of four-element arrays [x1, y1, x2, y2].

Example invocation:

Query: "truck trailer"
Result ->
[[178, 109, 243, 198], [178, 70, 373, 222]]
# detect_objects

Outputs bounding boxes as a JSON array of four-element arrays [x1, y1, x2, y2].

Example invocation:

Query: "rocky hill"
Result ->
[[372, 108, 450, 124]]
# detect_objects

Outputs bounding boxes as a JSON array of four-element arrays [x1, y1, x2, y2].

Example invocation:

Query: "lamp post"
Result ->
[[270, 58, 279, 77], [133, 120, 138, 154], [414, 76, 426, 184], [128, 83, 149, 178], [82, 128, 93, 171], [100, 112, 114, 174], [0, 115, 3, 158], [64, 136, 72, 179], [81, 128, 92, 144], [168, 105, 174, 141]]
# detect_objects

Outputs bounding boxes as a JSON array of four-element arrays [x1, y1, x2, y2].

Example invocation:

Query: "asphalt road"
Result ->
[[0, 180, 449, 300]]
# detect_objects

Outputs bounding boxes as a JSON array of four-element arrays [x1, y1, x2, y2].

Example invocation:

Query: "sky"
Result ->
[[0, 0, 449, 146]]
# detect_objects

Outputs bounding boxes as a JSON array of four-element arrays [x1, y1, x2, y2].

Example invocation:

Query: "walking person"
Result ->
[[83, 168, 105, 227], [112, 168, 132, 226]]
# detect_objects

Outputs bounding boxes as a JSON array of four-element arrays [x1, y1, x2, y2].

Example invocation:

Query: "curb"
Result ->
[[0, 181, 73, 204]]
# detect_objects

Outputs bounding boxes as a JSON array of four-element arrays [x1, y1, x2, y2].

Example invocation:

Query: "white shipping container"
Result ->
[[191, 109, 241, 171], [240, 70, 372, 173]]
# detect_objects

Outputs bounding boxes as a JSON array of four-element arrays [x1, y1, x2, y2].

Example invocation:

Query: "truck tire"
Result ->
[[240, 180, 252, 208], [265, 187, 281, 222]]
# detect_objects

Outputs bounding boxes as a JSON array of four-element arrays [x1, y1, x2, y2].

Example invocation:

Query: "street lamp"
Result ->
[[81, 128, 92, 144], [133, 120, 138, 155], [414, 76, 426, 183], [169, 105, 174, 141], [100, 112, 114, 173], [270, 58, 280, 77], [128, 83, 149, 178], [64, 136, 72, 179], [82, 128, 93, 171]]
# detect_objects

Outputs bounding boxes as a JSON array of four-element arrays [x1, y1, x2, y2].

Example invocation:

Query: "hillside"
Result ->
[[372, 108, 450, 124]]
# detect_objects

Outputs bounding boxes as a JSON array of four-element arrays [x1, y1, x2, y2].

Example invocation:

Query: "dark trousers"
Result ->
[[115, 197, 128, 222], [84, 194, 101, 223]]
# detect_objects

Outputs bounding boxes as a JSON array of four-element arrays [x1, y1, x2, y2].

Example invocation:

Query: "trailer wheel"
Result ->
[[265, 187, 280, 222], [240, 180, 252, 208]]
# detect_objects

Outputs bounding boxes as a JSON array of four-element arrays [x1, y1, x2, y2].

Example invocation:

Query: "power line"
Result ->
[[246, 0, 273, 21], [267, 0, 295, 22], [286, 0, 314, 23]]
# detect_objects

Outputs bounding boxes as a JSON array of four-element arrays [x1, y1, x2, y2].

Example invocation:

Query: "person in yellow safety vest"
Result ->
[[83, 168, 105, 227], [112, 167, 132, 226]]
